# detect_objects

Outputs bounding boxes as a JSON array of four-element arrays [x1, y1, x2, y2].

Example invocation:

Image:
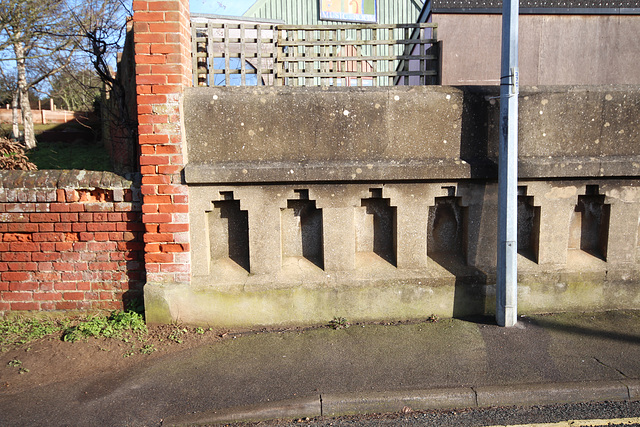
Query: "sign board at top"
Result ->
[[319, 0, 378, 23]]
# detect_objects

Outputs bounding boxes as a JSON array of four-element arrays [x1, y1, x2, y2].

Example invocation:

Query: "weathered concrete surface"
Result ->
[[184, 86, 469, 183], [147, 85, 640, 328], [462, 85, 640, 179], [2, 311, 640, 426], [184, 85, 640, 183], [185, 86, 463, 164], [147, 178, 640, 327]]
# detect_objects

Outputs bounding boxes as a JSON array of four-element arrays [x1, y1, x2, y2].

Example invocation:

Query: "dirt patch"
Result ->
[[0, 324, 228, 395]]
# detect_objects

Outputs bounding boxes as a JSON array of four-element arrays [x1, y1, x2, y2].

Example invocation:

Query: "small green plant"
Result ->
[[7, 359, 28, 374], [0, 317, 62, 349], [195, 327, 205, 335], [7, 359, 22, 367], [328, 317, 350, 330], [168, 327, 187, 344], [124, 296, 145, 315], [0, 311, 155, 359], [427, 314, 439, 323], [62, 310, 147, 343], [140, 344, 156, 355]]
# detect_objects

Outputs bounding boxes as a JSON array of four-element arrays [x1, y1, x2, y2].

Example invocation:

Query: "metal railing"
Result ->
[[191, 21, 439, 87]]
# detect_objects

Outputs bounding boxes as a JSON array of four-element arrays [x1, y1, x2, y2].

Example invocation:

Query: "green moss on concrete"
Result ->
[[145, 268, 640, 327], [144, 285, 175, 325], [145, 278, 482, 327], [518, 272, 607, 313]]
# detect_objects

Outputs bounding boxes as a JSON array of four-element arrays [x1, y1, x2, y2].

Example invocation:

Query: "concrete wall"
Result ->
[[144, 85, 640, 327], [435, 14, 640, 86]]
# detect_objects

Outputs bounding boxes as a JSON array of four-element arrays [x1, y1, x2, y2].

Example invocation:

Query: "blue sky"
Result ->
[[190, 0, 258, 15]]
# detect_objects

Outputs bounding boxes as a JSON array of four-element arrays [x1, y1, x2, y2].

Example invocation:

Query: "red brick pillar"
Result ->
[[133, 0, 191, 286]]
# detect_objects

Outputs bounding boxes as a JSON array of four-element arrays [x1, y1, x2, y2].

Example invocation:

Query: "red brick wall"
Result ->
[[105, 21, 139, 175], [0, 0, 193, 315], [0, 171, 144, 314], [133, 0, 192, 285]]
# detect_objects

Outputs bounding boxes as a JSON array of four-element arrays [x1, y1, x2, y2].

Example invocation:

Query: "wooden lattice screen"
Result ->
[[276, 23, 439, 87], [191, 20, 278, 86], [191, 21, 439, 87]]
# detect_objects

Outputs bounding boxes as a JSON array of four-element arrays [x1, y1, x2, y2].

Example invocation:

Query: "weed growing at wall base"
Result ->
[[328, 317, 351, 329], [62, 310, 147, 343], [0, 317, 63, 349], [1, 311, 150, 357], [0, 311, 220, 360]]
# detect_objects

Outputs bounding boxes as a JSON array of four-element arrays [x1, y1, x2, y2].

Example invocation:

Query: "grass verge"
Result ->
[[27, 140, 112, 171], [1, 123, 112, 171]]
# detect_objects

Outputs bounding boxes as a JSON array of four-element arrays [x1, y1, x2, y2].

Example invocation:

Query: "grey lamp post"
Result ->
[[496, 0, 519, 327]]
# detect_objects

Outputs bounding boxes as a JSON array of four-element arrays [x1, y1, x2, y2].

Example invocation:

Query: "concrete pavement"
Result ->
[[1, 310, 640, 426]]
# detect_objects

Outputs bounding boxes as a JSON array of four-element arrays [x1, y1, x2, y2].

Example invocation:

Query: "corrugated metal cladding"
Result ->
[[244, 0, 424, 25]]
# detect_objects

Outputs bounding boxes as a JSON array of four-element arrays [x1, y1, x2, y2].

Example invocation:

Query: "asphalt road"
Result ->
[[225, 400, 640, 427]]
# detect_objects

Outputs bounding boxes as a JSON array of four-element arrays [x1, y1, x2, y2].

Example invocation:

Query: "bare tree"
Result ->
[[0, 70, 18, 139], [0, 0, 78, 149], [70, 1, 135, 125], [67, 0, 139, 172], [47, 62, 102, 112]]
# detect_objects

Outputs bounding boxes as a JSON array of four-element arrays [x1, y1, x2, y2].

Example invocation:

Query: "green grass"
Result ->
[[27, 140, 112, 171], [1, 123, 112, 171], [0, 123, 85, 134]]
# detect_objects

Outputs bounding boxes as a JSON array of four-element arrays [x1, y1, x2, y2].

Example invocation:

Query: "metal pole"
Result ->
[[496, 0, 519, 327]]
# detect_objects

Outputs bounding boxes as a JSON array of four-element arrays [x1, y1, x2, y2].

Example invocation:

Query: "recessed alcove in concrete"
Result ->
[[281, 189, 324, 270], [569, 185, 610, 261], [208, 191, 250, 273], [517, 186, 540, 263], [428, 195, 467, 267], [356, 188, 397, 267]]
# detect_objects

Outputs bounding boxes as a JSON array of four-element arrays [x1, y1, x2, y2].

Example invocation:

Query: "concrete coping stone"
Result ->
[[185, 154, 640, 184], [0, 170, 140, 189], [184, 160, 475, 184], [518, 156, 640, 179]]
